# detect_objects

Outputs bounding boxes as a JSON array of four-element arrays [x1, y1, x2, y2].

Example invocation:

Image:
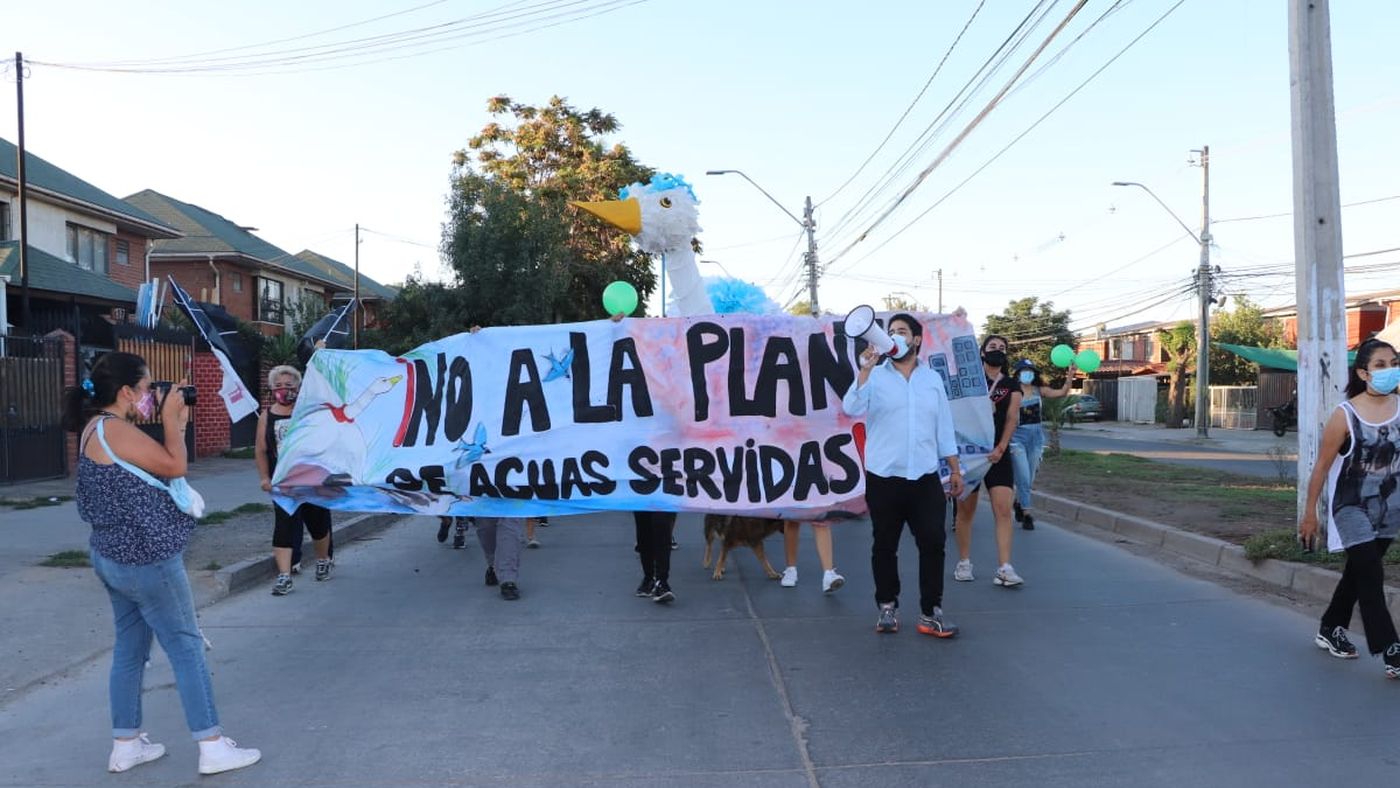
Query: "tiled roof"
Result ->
[[123, 190, 343, 288], [0, 138, 179, 238], [0, 241, 138, 303], [292, 250, 397, 300]]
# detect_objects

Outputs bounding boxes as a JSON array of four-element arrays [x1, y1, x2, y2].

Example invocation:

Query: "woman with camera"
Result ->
[[257, 365, 334, 596], [65, 352, 260, 776], [1299, 338, 1400, 678]]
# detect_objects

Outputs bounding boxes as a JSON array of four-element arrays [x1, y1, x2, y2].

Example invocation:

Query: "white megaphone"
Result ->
[[844, 305, 909, 359]]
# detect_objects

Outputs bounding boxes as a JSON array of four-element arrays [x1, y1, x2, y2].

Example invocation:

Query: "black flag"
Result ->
[[167, 276, 237, 360], [296, 299, 358, 367]]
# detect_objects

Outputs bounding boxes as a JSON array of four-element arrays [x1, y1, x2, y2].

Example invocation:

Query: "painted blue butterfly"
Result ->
[[454, 422, 491, 468], [542, 347, 575, 382]]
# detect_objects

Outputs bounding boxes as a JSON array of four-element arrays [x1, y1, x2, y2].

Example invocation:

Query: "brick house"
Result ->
[[1074, 320, 1171, 377], [0, 137, 181, 337], [292, 249, 396, 329], [1263, 289, 1400, 349], [122, 190, 379, 336]]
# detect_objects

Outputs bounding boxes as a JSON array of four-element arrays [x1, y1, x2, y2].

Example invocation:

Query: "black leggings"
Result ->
[[273, 504, 332, 549], [1321, 537, 1398, 655], [634, 511, 676, 582]]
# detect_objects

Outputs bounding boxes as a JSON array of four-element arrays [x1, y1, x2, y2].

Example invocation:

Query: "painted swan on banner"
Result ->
[[277, 375, 403, 488]]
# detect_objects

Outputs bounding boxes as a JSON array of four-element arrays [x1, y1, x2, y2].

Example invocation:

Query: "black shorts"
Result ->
[[982, 454, 1014, 489], [272, 503, 332, 548]]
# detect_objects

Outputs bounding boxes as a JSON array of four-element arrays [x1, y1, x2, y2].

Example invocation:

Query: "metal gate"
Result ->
[[225, 334, 261, 449], [0, 335, 67, 483], [1117, 375, 1159, 424], [1210, 385, 1258, 430]]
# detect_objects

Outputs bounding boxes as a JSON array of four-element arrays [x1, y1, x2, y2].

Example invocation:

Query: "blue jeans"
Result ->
[[90, 550, 221, 740], [1010, 424, 1046, 510]]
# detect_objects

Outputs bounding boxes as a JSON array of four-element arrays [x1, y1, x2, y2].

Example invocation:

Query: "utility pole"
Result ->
[[1191, 145, 1212, 439], [353, 223, 360, 349], [1289, 0, 1347, 520], [936, 268, 944, 313], [802, 195, 819, 316], [14, 52, 30, 332]]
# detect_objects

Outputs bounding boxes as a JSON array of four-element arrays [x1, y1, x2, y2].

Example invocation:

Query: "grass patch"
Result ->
[[1046, 451, 1295, 509], [201, 502, 272, 524], [1244, 528, 1400, 567], [202, 560, 222, 571], [2, 495, 73, 510], [221, 447, 256, 460], [40, 550, 91, 568]]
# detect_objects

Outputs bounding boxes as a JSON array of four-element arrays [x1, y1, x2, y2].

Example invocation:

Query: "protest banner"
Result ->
[[271, 311, 995, 519]]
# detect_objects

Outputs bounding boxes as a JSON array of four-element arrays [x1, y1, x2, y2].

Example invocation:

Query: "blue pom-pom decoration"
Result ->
[[619, 172, 697, 202], [705, 277, 780, 315]]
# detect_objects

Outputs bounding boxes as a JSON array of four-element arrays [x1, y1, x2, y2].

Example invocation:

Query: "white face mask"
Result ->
[[889, 333, 912, 360], [1018, 370, 1035, 385]]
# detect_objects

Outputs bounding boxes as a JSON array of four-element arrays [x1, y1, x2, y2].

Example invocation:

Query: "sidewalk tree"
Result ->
[[360, 278, 472, 356], [983, 297, 1075, 379], [1210, 295, 1285, 385], [443, 95, 658, 326], [1157, 322, 1196, 428]]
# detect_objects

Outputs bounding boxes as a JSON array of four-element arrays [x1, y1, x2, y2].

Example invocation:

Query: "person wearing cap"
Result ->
[[1008, 359, 1074, 530]]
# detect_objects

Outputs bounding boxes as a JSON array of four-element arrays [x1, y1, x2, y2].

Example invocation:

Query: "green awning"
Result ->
[[1216, 342, 1356, 372]]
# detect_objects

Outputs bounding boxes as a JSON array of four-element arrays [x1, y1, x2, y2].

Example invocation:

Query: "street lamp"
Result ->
[[699, 259, 735, 277], [706, 169, 820, 315], [1113, 173, 1214, 438]]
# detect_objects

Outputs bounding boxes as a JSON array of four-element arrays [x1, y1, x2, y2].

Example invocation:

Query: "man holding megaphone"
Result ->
[[842, 311, 964, 638]]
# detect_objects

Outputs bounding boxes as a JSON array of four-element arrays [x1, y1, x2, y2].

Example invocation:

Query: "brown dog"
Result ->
[[702, 515, 786, 581]]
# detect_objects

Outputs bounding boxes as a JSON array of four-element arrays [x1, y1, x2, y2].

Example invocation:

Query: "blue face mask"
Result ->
[[1368, 367, 1400, 394], [1018, 370, 1035, 385]]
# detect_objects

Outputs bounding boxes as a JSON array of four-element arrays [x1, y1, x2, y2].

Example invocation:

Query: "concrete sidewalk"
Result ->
[[1067, 420, 1295, 455]]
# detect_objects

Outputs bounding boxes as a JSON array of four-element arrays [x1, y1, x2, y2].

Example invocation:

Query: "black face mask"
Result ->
[[982, 350, 1007, 367]]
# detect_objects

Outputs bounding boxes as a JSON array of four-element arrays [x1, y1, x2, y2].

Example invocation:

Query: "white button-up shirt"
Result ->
[[841, 362, 959, 480]]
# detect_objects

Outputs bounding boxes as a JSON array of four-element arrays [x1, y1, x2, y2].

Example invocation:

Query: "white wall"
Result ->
[[0, 187, 117, 261]]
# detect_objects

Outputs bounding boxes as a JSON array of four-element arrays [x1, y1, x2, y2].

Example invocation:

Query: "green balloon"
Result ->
[[602, 280, 639, 316], [1075, 349, 1101, 373], [1050, 344, 1075, 368]]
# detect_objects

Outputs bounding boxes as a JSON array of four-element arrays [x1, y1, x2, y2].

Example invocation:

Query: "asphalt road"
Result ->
[[1059, 431, 1293, 479], [2, 508, 1395, 787]]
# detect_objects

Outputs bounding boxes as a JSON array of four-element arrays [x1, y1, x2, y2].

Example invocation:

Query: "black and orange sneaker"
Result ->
[[875, 604, 898, 634], [917, 607, 958, 638]]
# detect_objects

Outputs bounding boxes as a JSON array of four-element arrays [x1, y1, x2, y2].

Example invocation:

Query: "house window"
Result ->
[[115, 239, 130, 266], [230, 272, 243, 293], [0, 201, 9, 241], [65, 224, 109, 275], [258, 278, 285, 324]]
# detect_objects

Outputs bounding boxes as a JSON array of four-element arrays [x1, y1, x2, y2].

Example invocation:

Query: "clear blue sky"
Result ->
[[5, 0, 1398, 335]]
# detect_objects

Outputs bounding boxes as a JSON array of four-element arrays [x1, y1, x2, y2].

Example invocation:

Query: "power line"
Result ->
[[827, 0, 1190, 276], [1213, 193, 1400, 224], [31, 0, 647, 76], [816, 0, 989, 207], [825, 0, 1091, 266]]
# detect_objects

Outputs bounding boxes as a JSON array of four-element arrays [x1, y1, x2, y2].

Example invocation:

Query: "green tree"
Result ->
[[1157, 322, 1196, 428], [882, 293, 925, 312], [983, 297, 1075, 381], [1209, 295, 1284, 385], [786, 299, 812, 317], [444, 95, 658, 325], [360, 278, 473, 356]]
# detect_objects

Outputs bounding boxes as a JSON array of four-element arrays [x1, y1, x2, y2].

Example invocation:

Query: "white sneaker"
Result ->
[[993, 564, 1024, 588], [780, 566, 798, 588], [109, 733, 165, 773], [198, 736, 262, 776], [953, 560, 974, 582], [822, 569, 845, 593]]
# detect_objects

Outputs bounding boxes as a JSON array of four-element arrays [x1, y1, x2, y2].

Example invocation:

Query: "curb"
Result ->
[[1033, 491, 1400, 618], [210, 512, 403, 600]]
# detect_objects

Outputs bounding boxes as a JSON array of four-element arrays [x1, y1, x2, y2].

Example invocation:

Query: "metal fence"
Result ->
[[0, 334, 67, 483], [1210, 385, 1258, 430]]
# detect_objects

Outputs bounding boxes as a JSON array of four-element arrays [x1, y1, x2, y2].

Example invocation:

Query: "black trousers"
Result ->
[[867, 472, 948, 616], [1321, 537, 1398, 655], [634, 511, 676, 582]]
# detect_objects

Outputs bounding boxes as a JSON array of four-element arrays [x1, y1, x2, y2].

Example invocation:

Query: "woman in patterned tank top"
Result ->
[[64, 352, 262, 775], [1299, 339, 1400, 678]]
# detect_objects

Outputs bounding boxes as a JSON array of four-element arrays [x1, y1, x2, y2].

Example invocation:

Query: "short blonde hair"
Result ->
[[267, 365, 302, 390]]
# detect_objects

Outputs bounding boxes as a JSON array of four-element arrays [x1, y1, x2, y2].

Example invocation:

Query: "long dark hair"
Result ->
[[61, 352, 147, 433], [1346, 339, 1398, 398]]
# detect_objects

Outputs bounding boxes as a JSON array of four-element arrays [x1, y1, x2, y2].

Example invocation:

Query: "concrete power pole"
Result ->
[[1289, 0, 1348, 520], [803, 196, 820, 316], [936, 268, 944, 313], [1192, 146, 1212, 439]]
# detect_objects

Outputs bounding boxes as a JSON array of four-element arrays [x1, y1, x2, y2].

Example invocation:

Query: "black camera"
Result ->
[[154, 381, 197, 408]]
